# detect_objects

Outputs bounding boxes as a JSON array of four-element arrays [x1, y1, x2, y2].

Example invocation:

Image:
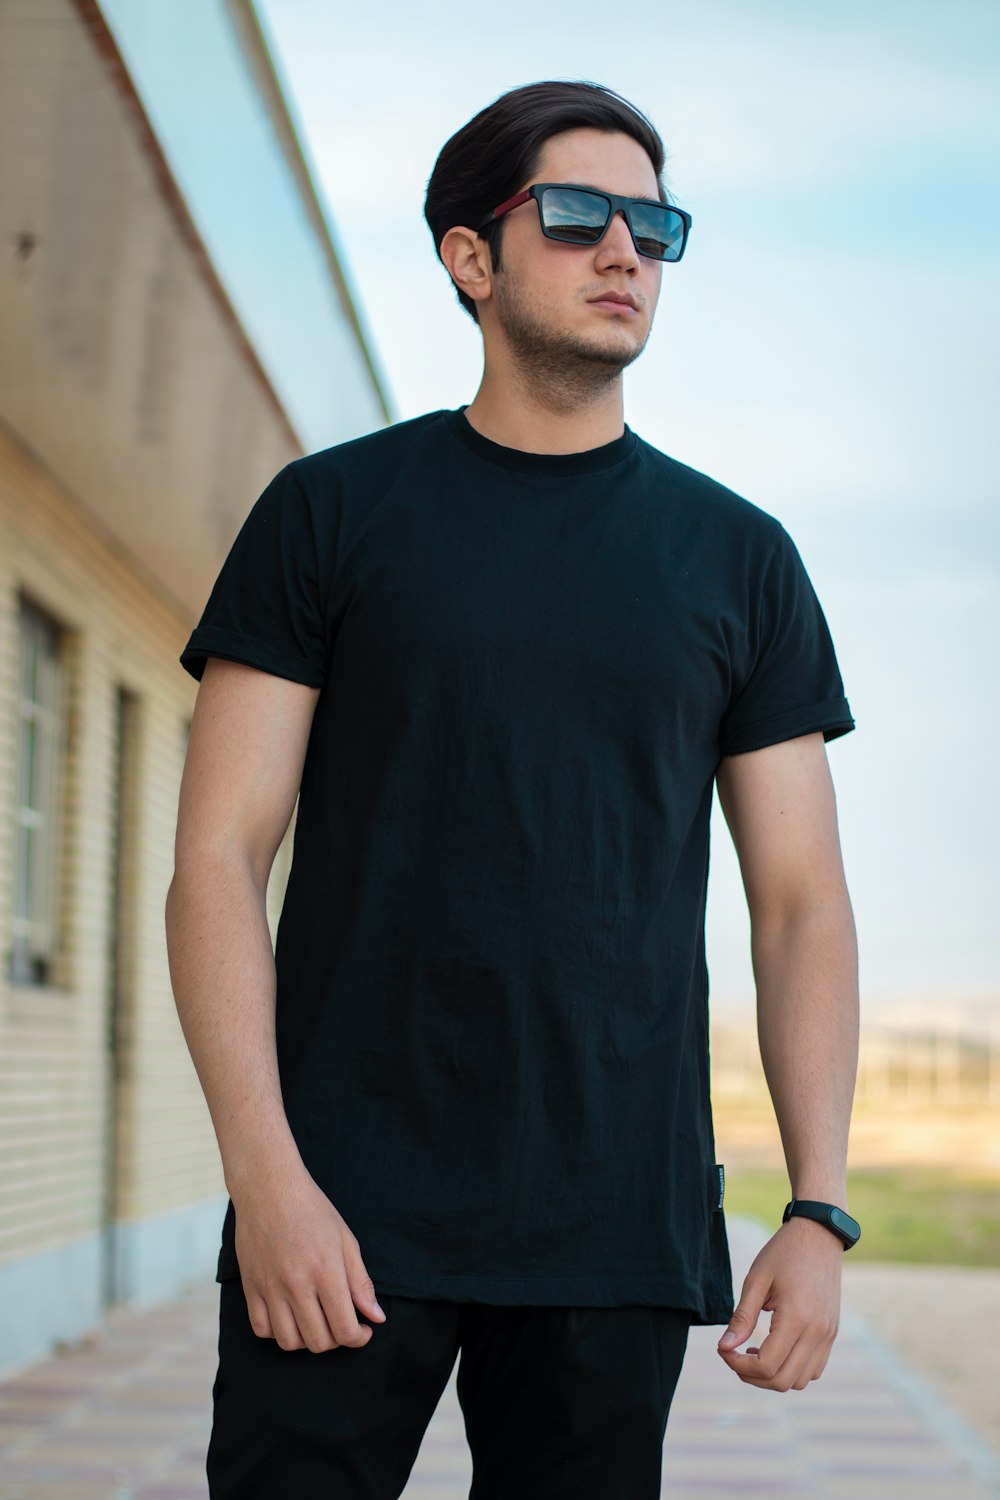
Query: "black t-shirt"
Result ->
[[180, 405, 855, 1324]]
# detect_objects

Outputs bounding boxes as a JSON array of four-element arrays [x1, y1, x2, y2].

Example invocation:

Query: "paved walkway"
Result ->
[[2, 1216, 999, 1499]]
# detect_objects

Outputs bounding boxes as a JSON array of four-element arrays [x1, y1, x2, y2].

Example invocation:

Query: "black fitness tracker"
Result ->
[[782, 1198, 861, 1251]]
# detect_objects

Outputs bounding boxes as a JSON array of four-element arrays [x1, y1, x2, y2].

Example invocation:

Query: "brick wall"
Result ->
[[0, 426, 294, 1273]]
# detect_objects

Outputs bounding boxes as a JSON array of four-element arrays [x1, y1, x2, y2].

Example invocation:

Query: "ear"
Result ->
[[439, 226, 494, 311]]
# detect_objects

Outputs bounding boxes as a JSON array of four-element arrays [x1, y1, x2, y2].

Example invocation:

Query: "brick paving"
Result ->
[[2, 1216, 999, 1499]]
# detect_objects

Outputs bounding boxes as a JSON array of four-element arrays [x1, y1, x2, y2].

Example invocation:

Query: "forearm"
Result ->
[[750, 896, 859, 1204], [165, 854, 304, 1201]]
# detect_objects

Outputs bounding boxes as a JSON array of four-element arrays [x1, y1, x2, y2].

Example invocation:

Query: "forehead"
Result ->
[[532, 127, 659, 198]]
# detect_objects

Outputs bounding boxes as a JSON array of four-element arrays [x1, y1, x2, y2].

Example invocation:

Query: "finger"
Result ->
[[728, 1307, 800, 1380], [316, 1275, 374, 1350], [244, 1288, 275, 1340], [267, 1296, 309, 1352], [288, 1291, 342, 1354], [787, 1327, 837, 1389], [343, 1241, 387, 1325], [717, 1279, 768, 1353], [738, 1330, 812, 1390], [716, 1314, 766, 1363]]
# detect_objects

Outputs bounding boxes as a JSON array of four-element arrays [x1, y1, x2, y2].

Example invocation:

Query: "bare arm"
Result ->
[[712, 731, 859, 1391], [165, 656, 384, 1351], [715, 731, 859, 1207]]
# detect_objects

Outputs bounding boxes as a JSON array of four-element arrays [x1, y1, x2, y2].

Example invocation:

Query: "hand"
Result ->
[[231, 1164, 386, 1353], [716, 1215, 843, 1390]]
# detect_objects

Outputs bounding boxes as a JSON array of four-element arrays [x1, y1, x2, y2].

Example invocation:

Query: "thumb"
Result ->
[[718, 1301, 758, 1350], [351, 1264, 387, 1323]]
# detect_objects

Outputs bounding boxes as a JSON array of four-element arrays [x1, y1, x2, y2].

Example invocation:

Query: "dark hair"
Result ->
[[424, 79, 676, 325]]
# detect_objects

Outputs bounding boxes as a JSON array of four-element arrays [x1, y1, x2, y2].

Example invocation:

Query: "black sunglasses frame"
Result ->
[[476, 182, 692, 263]]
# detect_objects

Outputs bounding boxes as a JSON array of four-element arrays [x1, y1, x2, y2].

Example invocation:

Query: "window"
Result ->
[[10, 597, 67, 985]]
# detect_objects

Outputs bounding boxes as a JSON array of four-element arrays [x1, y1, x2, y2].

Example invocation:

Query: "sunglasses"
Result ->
[[476, 182, 691, 263]]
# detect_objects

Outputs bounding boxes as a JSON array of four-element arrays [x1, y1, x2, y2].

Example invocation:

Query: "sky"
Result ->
[[255, 0, 999, 1019]]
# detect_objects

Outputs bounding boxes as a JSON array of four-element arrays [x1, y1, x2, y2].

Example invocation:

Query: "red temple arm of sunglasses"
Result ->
[[480, 190, 532, 228]]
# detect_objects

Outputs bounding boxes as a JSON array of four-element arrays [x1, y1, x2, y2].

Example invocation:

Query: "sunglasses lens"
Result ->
[[538, 187, 687, 261], [539, 187, 610, 244], [629, 202, 687, 261]]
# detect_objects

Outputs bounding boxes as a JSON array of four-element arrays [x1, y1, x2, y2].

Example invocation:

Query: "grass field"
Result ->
[[722, 1164, 1000, 1265]]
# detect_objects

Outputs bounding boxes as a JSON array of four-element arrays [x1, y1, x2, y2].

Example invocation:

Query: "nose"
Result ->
[[596, 208, 639, 270]]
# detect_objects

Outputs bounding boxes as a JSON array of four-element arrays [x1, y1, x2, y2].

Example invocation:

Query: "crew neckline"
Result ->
[[445, 405, 638, 476]]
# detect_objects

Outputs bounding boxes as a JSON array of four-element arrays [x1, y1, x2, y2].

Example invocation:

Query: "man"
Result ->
[[167, 78, 860, 1500]]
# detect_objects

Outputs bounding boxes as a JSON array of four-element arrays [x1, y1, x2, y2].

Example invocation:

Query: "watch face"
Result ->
[[830, 1206, 859, 1238]]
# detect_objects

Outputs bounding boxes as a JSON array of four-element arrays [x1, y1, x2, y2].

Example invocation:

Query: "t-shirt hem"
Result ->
[[179, 627, 325, 687], [719, 698, 855, 757], [364, 1262, 736, 1324]]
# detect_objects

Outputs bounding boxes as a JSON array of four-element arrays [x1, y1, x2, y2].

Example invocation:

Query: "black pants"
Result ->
[[207, 1279, 692, 1499]]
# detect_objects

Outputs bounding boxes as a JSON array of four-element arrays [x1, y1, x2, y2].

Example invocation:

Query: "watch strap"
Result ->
[[782, 1197, 861, 1250]]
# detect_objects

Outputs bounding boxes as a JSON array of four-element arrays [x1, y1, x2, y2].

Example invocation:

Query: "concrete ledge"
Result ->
[[110, 1192, 228, 1306], [0, 1193, 228, 1378], [0, 1232, 103, 1378]]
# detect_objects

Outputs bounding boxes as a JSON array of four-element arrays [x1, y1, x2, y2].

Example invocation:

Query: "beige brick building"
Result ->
[[0, 0, 390, 1374]]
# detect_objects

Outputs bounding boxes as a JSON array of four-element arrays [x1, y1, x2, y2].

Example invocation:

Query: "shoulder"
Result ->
[[632, 433, 784, 553], [289, 409, 451, 494]]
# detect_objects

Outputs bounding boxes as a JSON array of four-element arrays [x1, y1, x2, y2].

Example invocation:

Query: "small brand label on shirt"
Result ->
[[713, 1163, 725, 1211]]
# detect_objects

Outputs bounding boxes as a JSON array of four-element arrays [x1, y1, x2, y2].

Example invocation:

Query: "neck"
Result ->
[[462, 369, 626, 455]]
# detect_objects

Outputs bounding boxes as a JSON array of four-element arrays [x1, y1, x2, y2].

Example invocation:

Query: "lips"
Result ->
[[588, 292, 639, 311]]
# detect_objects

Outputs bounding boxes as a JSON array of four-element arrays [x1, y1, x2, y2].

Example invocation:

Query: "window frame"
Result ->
[[10, 595, 68, 988]]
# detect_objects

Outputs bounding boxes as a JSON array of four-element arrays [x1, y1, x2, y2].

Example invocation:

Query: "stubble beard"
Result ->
[[491, 270, 651, 416]]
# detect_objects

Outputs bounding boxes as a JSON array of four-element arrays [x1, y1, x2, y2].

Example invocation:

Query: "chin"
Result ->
[[588, 325, 650, 366]]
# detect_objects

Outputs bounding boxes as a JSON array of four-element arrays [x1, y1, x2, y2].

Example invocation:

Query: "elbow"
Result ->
[[166, 846, 263, 932], [749, 877, 856, 941]]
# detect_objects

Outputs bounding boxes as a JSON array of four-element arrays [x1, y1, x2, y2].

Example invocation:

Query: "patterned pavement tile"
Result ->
[[0, 1217, 998, 1500]]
